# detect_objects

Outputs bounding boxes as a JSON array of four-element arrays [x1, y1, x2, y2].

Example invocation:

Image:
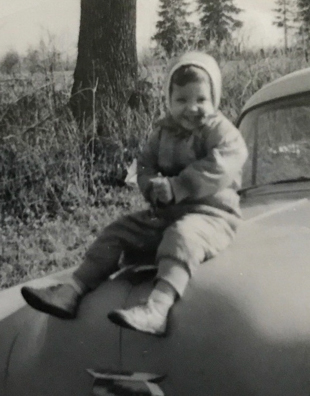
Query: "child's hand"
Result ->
[[150, 176, 174, 205]]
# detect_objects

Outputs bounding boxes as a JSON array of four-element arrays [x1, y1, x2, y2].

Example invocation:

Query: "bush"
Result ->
[[0, 50, 20, 75], [0, 69, 155, 220]]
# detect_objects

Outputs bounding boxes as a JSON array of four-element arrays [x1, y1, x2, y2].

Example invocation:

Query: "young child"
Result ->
[[21, 51, 248, 336]]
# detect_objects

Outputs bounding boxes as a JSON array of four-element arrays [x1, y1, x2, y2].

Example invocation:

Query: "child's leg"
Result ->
[[108, 259, 185, 336], [157, 213, 236, 285], [109, 213, 236, 335], [73, 210, 168, 289], [21, 210, 167, 318], [73, 237, 123, 290]]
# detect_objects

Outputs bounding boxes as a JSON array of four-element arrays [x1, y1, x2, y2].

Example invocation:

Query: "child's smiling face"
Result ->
[[170, 79, 215, 131]]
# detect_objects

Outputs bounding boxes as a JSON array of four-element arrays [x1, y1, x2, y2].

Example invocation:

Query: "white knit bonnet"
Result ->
[[165, 51, 222, 111]]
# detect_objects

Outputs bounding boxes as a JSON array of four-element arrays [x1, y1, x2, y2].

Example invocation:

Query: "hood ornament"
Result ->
[[87, 369, 166, 396]]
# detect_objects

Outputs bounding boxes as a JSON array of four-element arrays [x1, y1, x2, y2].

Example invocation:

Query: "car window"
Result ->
[[239, 95, 310, 187]]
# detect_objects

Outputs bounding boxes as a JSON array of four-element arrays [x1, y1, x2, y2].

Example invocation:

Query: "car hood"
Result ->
[[121, 193, 310, 396], [2, 191, 310, 396]]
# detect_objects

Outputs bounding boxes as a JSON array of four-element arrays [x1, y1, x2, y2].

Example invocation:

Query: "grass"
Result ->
[[0, 187, 147, 289], [0, 43, 309, 290]]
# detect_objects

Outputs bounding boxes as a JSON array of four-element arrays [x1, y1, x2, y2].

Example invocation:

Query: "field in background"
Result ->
[[0, 45, 309, 289]]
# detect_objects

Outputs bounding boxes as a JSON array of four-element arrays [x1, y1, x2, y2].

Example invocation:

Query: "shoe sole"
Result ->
[[21, 287, 76, 320], [107, 311, 165, 337]]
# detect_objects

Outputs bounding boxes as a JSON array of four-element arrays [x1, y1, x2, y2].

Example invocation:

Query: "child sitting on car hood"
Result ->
[[21, 51, 248, 336]]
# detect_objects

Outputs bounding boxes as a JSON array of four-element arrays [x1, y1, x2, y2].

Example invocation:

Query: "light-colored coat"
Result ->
[[138, 111, 248, 218]]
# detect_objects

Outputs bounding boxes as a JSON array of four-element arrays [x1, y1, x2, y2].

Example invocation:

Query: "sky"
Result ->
[[0, 0, 283, 58]]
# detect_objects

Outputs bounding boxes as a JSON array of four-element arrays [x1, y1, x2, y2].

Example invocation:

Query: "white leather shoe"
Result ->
[[108, 299, 168, 336]]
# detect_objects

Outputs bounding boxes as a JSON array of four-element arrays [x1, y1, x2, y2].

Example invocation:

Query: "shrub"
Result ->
[[0, 50, 21, 75]]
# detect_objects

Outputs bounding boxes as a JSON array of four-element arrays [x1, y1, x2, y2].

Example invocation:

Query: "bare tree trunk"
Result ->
[[70, 0, 138, 122]]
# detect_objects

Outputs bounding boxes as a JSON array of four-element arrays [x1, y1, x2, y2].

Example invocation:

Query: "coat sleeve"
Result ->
[[169, 114, 248, 204], [137, 126, 161, 202]]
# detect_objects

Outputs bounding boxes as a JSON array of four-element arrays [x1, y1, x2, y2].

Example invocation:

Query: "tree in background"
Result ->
[[273, 0, 297, 52], [152, 0, 192, 56], [70, 0, 138, 122], [197, 0, 243, 45], [296, 0, 310, 47]]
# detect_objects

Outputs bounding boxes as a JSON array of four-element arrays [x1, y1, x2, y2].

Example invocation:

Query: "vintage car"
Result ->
[[1, 67, 310, 396]]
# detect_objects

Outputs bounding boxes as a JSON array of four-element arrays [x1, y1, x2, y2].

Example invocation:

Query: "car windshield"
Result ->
[[239, 94, 310, 189]]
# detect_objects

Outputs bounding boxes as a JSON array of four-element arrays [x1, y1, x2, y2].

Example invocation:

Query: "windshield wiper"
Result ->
[[239, 176, 310, 196]]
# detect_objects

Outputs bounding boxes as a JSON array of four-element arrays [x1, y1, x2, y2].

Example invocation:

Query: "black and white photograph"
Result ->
[[1, 1, 310, 395]]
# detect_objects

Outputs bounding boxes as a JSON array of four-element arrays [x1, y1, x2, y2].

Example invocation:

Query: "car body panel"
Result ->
[[1, 278, 132, 396], [238, 67, 310, 123], [2, 186, 310, 395], [121, 191, 310, 396]]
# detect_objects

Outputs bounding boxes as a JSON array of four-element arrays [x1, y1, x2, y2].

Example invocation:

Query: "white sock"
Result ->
[[149, 280, 177, 314]]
